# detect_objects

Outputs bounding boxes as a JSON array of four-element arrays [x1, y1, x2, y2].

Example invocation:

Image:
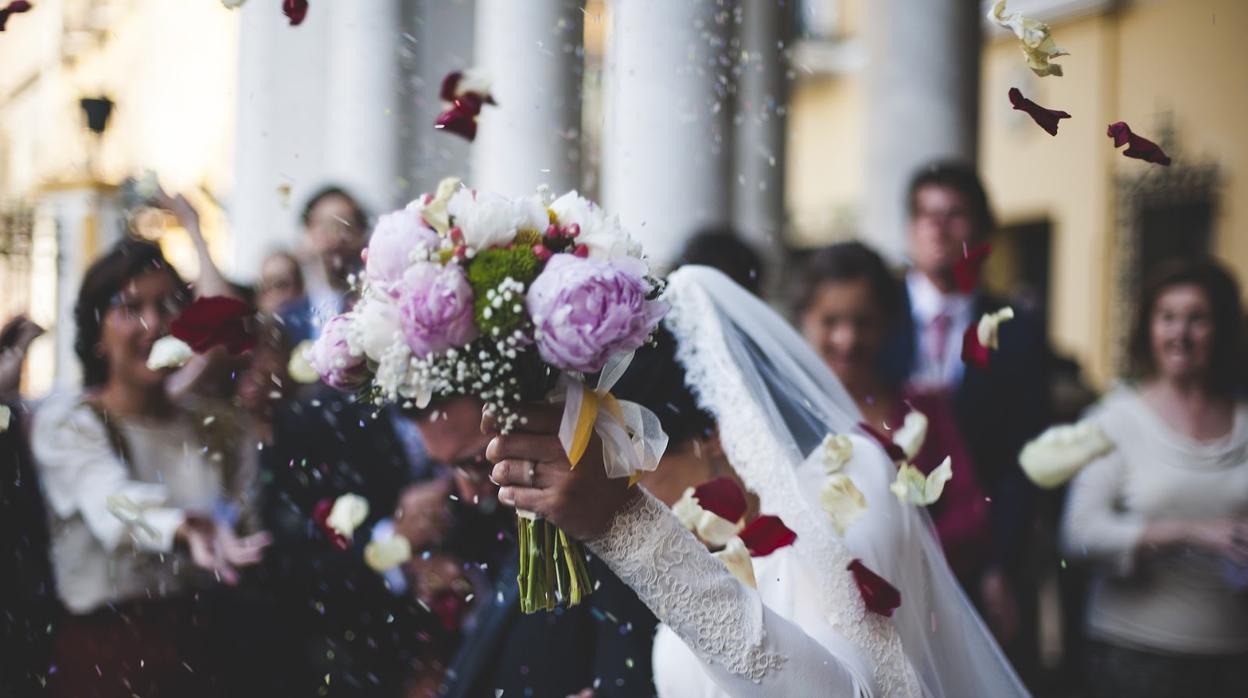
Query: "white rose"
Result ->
[[146, 336, 194, 370], [820, 473, 867, 536], [326, 493, 370, 540], [447, 189, 546, 251], [892, 410, 929, 461], [1020, 419, 1114, 488], [349, 295, 403, 363], [549, 191, 642, 261], [713, 536, 757, 588]]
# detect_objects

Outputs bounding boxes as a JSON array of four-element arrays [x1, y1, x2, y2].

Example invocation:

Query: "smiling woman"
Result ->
[[32, 238, 269, 698], [1063, 258, 1248, 698]]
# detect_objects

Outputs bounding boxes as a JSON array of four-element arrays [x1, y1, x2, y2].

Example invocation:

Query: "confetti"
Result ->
[[146, 335, 194, 370], [738, 515, 797, 556], [434, 70, 496, 142], [170, 296, 256, 354], [889, 456, 954, 506], [989, 0, 1068, 77], [283, 0, 307, 26], [848, 559, 901, 616]]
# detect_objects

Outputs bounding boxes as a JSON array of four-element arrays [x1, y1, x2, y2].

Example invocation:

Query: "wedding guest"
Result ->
[[256, 250, 305, 316], [881, 161, 1051, 667], [1062, 259, 1248, 698], [259, 388, 459, 698], [797, 242, 990, 588], [282, 186, 369, 343], [32, 238, 270, 698], [675, 226, 765, 296]]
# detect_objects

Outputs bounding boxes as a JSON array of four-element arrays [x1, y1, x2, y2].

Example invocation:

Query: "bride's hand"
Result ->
[[486, 404, 638, 540]]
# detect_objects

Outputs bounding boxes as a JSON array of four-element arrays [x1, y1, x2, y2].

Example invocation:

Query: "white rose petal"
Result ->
[[696, 510, 743, 549], [326, 493, 370, 540], [977, 307, 1015, 350], [821, 434, 854, 474], [146, 336, 194, 370], [892, 410, 929, 461], [820, 473, 867, 536], [286, 341, 319, 384], [0, 404, 10, 433], [422, 177, 461, 236], [364, 534, 413, 572], [1020, 419, 1114, 488], [712, 536, 757, 589], [889, 456, 953, 506], [671, 487, 704, 530], [105, 494, 160, 539]]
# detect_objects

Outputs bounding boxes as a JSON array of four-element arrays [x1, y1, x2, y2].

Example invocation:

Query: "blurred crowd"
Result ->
[[2, 162, 1245, 698]]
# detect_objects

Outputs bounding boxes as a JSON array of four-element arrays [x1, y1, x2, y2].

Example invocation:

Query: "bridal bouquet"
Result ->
[[311, 177, 669, 613]]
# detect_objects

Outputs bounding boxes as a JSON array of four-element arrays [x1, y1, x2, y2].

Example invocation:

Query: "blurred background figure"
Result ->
[[31, 238, 270, 698], [256, 250, 306, 316], [282, 186, 369, 344], [1063, 259, 1248, 698], [674, 226, 766, 296], [0, 315, 45, 400], [882, 161, 1052, 677], [796, 241, 990, 592]]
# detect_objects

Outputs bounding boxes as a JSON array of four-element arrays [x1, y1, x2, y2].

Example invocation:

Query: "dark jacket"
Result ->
[[884, 284, 1052, 571]]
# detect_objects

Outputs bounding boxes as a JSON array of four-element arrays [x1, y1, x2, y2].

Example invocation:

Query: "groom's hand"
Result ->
[[486, 404, 638, 540]]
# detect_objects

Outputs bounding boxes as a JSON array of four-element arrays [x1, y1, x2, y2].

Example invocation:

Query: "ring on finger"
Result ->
[[527, 460, 538, 487]]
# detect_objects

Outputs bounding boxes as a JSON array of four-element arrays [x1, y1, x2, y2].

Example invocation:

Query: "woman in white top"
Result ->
[[487, 267, 1027, 697], [1062, 259, 1248, 698], [33, 238, 268, 698]]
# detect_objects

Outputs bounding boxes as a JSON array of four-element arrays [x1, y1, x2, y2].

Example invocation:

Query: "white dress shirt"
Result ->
[[906, 271, 974, 391]]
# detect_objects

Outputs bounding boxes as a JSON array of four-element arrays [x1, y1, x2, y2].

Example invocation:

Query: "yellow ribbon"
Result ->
[[568, 389, 600, 469]]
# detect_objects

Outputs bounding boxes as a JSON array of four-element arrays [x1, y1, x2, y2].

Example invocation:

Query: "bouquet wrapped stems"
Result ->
[[516, 514, 593, 614]]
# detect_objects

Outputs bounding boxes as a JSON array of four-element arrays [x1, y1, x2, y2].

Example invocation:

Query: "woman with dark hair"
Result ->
[[795, 242, 990, 589], [1062, 258, 1248, 698], [32, 238, 269, 698]]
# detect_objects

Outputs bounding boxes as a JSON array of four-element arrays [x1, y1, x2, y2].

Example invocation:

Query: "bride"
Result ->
[[487, 266, 1028, 697]]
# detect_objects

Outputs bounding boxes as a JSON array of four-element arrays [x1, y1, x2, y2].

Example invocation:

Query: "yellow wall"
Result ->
[[792, 0, 1248, 388]]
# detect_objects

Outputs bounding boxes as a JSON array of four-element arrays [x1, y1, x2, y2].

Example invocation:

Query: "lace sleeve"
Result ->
[[588, 489, 869, 696]]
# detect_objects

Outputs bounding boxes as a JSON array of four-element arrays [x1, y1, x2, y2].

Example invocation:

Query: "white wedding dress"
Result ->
[[586, 267, 1029, 698]]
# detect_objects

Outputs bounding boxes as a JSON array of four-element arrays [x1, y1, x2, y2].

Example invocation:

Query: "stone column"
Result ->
[[324, 0, 403, 214], [471, 0, 584, 197], [862, 0, 981, 260], [733, 0, 794, 283], [602, 0, 736, 269]]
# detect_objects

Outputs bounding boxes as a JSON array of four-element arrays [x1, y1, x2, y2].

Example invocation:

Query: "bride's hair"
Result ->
[[613, 325, 714, 445]]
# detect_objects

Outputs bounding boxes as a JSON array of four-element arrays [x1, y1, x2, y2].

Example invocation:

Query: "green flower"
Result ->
[[467, 246, 541, 335]]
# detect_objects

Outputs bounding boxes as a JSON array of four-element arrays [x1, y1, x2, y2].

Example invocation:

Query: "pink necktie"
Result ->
[[927, 312, 952, 370]]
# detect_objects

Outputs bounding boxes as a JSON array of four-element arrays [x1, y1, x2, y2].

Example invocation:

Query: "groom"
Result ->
[[414, 397, 658, 698]]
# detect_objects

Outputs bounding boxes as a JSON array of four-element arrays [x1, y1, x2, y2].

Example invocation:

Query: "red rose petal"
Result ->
[[692, 476, 747, 524], [439, 71, 462, 102], [960, 321, 991, 369], [858, 422, 907, 463], [283, 0, 308, 26], [739, 515, 797, 557], [952, 242, 991, 294], [1008, 87, 1071, 137], [429, 589, 468, 632], [434, 103, 479, 142], [170, 296, 256, 355], [1107, 121, 1171, 166], [0, 1, 33, 32], [848, 559, 901, 617]]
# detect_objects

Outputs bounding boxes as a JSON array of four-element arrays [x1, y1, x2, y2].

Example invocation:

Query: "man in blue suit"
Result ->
[[883, 161, 1052, 681]]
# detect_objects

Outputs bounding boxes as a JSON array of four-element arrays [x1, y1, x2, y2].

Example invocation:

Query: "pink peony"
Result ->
[[366, 204, 440, 296], [311, 315, 369, 390], [526, 254, 667, 373], [397, 262, 478, 358]]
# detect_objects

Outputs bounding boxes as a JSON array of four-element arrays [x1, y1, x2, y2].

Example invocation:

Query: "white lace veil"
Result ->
[[662, 266, 1028, 698]]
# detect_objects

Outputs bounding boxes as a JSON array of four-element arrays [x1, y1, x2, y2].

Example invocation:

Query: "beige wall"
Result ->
[[790, 0, 1248, 388]]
